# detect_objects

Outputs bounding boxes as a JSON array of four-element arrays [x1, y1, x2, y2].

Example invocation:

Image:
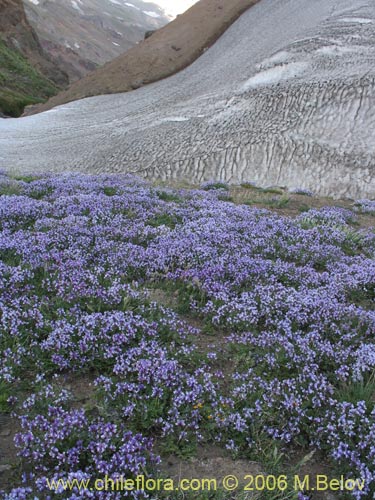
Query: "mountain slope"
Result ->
[[23, 0, 170, 81], [1, 0, 375, 198], [26, 0, 259, 113], [0, 38, 58, 116], [0, 0, 68, 116]]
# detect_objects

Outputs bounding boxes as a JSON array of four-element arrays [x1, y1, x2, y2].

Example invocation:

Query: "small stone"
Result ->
[[0, 429, 11, 437], [0, 464, 12, 473], [144, 30, 156, 40], [130, 80, 143, 90]]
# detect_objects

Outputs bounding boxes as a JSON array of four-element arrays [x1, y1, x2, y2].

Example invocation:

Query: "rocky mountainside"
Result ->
[[23, 0, 170, 81], [0, 0, 68, 115], [0, 0, 67, 85], [25, 0, 259, 113], [1, 0, 375, 198]]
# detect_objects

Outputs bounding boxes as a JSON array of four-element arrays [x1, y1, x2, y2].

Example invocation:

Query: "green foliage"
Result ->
[[0, 181, 21, 196], [0, 39, 58, 117], [263, 196, 291, 209], [298, 218, 320, 230], [244, 199, 256, 206], [298, 204, 311, 213], [156, 191, 184, 203], [103, 186, 118, 196], [335, 378, 375, 406], [0, 249, 22, 266], [12, 175, 40, 183], [203, 182, 230, 191], [158, 435, 198, 459], [240, 182, 259, 190], [244, 196, 290, 209], [218, 194, 233, 202], [148, 213, 182, 229], [0, 381, 11, 413], [261, 187, 285, 195], [0, 89, 42, 117]]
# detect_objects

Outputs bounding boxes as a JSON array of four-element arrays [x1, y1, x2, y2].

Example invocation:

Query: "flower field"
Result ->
[[0, 172, 374, 499]]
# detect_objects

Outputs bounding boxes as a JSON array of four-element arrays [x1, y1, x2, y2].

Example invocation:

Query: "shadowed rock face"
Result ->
[[1, 0, 375, 198]]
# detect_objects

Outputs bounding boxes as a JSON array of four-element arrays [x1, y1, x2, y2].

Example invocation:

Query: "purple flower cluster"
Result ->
[[354, 199, 375, 215], [289, 188, 314, 196], [0, 173, 374, 498], [314, 400, 375, 499], [11, 385, 158, 498]]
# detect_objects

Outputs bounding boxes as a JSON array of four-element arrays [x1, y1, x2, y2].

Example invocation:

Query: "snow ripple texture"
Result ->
[[1, 0, 375, 198]]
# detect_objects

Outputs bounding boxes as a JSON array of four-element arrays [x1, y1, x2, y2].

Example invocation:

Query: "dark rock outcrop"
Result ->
[[144, 30, 157, 40], [39, 39, 98, 83]]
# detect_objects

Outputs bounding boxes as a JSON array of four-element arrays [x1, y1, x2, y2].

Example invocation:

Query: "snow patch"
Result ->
[[161, 117, 190, 123], [125, 3, 140, 10], [316, 45, 365, 57], [259, 51, 291, 69], [339, 17, 373, 24], [242, 62, 308, 90], [71, 0, 83, 13], [143, 11, 161, 18], [112, 42, 120, 46], [27, 0, 40, 5]]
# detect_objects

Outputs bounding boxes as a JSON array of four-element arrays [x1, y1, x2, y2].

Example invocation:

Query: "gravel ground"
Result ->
[[1, 0, 375, 198]]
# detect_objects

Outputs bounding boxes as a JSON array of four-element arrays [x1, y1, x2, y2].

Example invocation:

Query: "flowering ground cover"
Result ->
[[0, 172, 374, 499]]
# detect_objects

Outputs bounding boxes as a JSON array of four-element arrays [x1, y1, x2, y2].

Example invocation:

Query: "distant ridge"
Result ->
[[22, 0, 170, 82], [25, 0, 260, 114]]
